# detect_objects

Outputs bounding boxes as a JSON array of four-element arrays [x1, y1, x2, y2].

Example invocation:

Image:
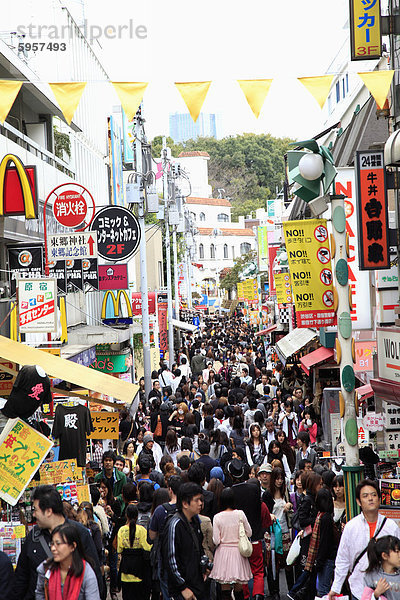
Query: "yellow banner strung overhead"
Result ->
[[275, 272, 292, 305], [0, 81, 22, 123], [350, 0, 381, 61], [175, 81, 211, 122], [298, 75, 334, 109], [237, 79, 272, 118], [49, 82, 87, 125], [358, 70, 394, 108], [112, 82, 148, 121], [283, 219, 335, 329]]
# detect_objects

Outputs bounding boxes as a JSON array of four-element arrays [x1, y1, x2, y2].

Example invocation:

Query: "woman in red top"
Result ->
[[298, 407, 318, 445]]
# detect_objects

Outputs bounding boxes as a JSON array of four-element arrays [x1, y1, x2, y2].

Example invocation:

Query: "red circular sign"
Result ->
[[53, 190, 88, 227]]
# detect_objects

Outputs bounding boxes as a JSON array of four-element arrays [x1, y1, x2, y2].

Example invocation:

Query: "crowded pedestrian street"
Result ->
[[0, 1, 399, 600]]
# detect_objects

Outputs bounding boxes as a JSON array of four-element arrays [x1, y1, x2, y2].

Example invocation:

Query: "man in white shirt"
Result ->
[[329, 478, 400, 600], [256, 374, 269, 396], [179, 356, 191, 379], [264, 418, 277, 449], [159, 364, 174, 390]]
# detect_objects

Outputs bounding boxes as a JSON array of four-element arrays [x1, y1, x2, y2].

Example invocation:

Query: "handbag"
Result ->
[[272, 519, 283, 555], [286, 532, 301, 565], [154, 415, 162, 437], [238, 514, 253, 558]]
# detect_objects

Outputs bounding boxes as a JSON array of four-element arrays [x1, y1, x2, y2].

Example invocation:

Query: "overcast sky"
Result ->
[[72, 0, 351, 141]]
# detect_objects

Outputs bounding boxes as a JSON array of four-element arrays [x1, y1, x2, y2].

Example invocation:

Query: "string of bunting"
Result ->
[[0, 71, 395, 126]]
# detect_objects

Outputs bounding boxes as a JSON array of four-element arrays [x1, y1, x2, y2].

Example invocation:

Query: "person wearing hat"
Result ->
[[209, 466, 225, 484], [137, 432, 163, 472]]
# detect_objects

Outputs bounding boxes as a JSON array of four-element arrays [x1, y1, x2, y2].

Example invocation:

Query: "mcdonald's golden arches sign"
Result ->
[[0, 154, 38, 219]]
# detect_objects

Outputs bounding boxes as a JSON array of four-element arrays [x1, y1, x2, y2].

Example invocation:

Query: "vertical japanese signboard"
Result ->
[[283, 219, 335, 328], [274, 273, 292, 305], [355, 150, 389, 270], [0, 418, 53, 505], [268, 245, 279, 295], [349, 0, 381, 61], [257, 226, 269, 272], [18, 278, 57, 333], [237, 282, 244, 302], [157, 292, 168, 358]]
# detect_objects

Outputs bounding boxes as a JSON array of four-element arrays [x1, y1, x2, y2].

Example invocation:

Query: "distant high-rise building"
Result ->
[[169, 112, 222, 142]]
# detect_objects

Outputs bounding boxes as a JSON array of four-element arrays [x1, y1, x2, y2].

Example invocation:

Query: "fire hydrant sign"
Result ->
[[47, 232, 98, 261], [283, 219, 335, 328], [18, 278, 57, 333], [53, 190, 88, 228], [0, 418, 53, 505]]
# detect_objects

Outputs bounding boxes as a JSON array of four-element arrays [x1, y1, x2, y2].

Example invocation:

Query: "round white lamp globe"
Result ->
[[298, 153, 324, 181]]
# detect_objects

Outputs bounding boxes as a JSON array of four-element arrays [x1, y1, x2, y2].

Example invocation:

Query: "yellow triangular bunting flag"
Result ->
[[175, 81, 211, 122], [49, 82, 87, 125], [298, 75, 334, 108], [112, 82, 148, 121], [237, 79, 272, 118], [358, 70, 394, 109], [0, 80, 23, 123]]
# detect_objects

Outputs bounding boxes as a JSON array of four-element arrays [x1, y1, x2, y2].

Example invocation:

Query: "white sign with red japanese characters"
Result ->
[[18, 278, 57, 333], [47, 232, 98, 262], [363, 412, 385, 432]]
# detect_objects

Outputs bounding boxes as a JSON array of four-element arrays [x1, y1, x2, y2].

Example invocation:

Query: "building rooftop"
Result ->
[[198, 227, 255, 237], [187, 196, 232, 207], [179, 151, 210, 158]]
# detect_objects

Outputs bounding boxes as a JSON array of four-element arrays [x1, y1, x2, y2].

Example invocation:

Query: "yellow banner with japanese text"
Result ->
[[283, 219, 335, 328], [274, 273, 293, 305], [350, 0, 381, 61], [39, 458, 83, 484], [0, 418, 53, 505], [88, 411, 119, 439]]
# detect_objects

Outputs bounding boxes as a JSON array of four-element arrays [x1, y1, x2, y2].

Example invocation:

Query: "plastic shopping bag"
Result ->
[[286, 532, 301, 565]]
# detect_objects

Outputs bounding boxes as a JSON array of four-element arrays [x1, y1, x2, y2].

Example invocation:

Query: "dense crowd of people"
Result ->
[[8, 313, 400, 600]]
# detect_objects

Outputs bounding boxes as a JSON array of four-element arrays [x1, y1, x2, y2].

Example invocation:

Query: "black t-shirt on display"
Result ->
[[52, 404, 94, 467], [1, 365, 52, 419]]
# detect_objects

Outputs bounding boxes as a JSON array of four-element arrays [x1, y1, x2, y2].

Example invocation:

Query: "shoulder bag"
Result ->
[[238, 513, 253, 557]]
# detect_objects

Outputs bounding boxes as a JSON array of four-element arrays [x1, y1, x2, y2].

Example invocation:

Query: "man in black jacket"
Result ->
[[12, 485, 102, 600], [165, 482, 206, 600]]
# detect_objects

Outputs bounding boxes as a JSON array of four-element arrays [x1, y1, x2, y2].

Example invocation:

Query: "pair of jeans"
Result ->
[[158, 561, 170, 600], [316, 559, 335, 596]]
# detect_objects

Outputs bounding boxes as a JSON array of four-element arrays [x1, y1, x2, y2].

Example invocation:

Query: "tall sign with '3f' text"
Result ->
[[349, 0, 382, 61]]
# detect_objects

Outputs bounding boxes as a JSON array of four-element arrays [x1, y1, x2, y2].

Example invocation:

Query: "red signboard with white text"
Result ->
[[131, 292, 156, 315], [98, 264, 128, 291]]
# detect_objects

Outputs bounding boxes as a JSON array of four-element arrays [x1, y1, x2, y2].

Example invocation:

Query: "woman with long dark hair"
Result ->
[[267, 440, 291, 482], [265, 468, 293, 598], [35, 523, 100, 599], [229, 415, 246, 449], [164, 429, 180, 466], [117, 504, 152, 600], [245, 423, 267, 466], [276, 429, 296, 473]]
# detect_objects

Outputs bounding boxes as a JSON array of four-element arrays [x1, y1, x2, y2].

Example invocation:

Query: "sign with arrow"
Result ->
[[47, 232, 98, 262]]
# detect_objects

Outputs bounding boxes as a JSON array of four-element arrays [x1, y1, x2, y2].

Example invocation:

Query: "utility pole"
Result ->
[[134, 116, 152, 398], [162, 137, 174, 367]]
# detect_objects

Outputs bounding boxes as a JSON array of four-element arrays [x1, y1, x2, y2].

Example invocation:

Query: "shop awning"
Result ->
[[370, 378, 400, 404], [275, 328, 317, 365], [300, 347, 334, 376], [0, 335, 138, 406], [356, 383, 374, 399], [171, 319, 199, 333], [255, 324, 277, 337]]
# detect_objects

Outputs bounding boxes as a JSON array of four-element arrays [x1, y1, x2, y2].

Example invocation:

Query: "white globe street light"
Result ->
[[298, 153, 324, 181]]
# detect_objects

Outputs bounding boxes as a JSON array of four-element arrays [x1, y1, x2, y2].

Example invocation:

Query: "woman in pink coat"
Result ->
[[210, 487, 252, 600]]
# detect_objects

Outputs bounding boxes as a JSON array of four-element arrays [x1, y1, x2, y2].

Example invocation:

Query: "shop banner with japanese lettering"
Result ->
[[274, 273, 292, 305], [88, 411, 119, 439], [283, 219, 335, 328], [268, 245, 279, 295], [257, 226, 268, 272], [18, 278, 57, 333], [350, 0, 381, 61], [237, 282, 244, 302], [0, 418, 53, 505], [355, 150, 389, 270], [39, 459, 83, 484]]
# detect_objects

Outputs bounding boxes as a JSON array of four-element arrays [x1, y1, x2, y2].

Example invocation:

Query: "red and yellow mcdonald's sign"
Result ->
[[101, 290, 133, 325], [0, 154, 37, 219]]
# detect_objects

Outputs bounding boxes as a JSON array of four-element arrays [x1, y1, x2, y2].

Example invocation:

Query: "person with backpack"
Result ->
[[117, 504, 152, 600], [164, 482, 207, 600], [136, 482, 155, 530], [149, 475, 182, 600]]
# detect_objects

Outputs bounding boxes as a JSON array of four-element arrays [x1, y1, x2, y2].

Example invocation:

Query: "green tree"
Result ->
[[151, 136, 184, 160], [219, 250, 257, 291]]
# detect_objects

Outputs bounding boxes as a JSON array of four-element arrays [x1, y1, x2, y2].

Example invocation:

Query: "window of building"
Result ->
[[336, 81, 340, 103], [210, 244, 215, 259], [232, 246, 235, 259], [199, 243, 204, 259], [346, 73, 349, 93], [327, 93, 332, 115], [218, 213, 229, 222], [190, 211, 196, 221], [223, 244, 228, 258], [200, 212, 206, 222], [342, 78, 345, 98], [240, 242, 251, 254]]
